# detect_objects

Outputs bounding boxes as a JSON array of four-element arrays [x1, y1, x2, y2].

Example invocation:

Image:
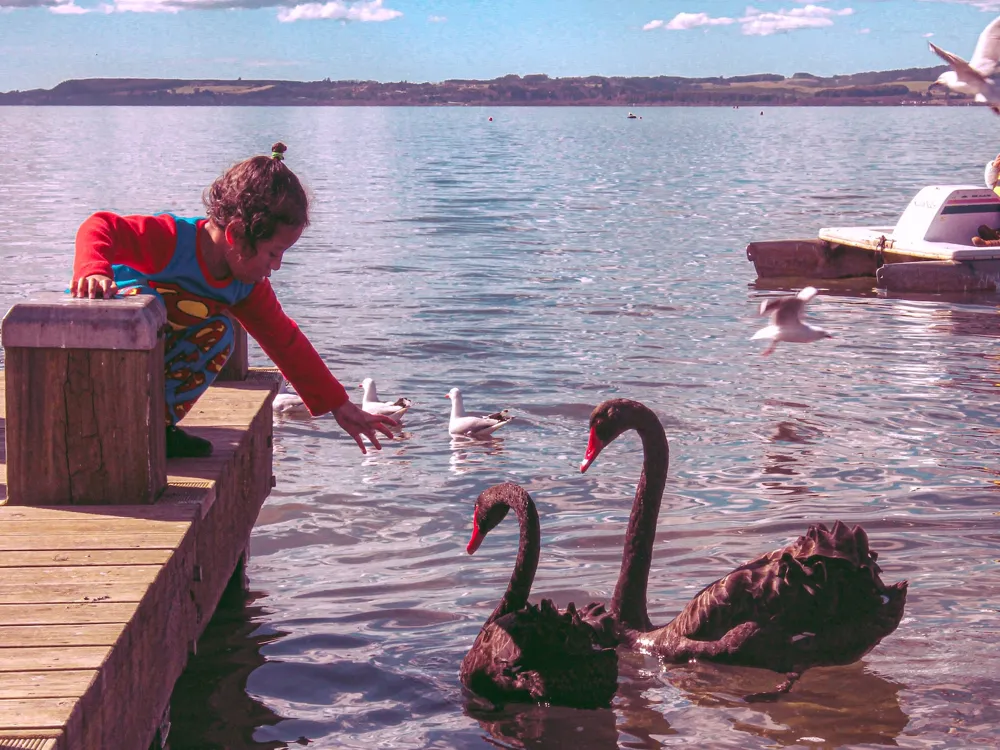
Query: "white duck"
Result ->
[[359, 378, 412, 419], [751, 286, 832, 356], [447, 387, 514, 438], [273, 381, 311, 418], [929, 16, 1000, 114]]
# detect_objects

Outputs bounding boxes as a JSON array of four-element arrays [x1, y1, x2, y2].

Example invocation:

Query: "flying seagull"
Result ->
[[751, 287, 832, 356], [929, 16, 1000, 114]]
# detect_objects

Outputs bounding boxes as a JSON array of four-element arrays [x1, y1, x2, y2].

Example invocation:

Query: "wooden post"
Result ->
[[216, 314, 248, 382], [1, 292, 168, 505]]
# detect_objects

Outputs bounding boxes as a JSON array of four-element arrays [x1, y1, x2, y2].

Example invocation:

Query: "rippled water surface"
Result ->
[[1, 106, 998, 749]]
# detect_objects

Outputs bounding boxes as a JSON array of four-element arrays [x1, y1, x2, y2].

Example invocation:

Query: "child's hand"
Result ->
[[332, 400, 398, 454], [72, 275, 118, 299]]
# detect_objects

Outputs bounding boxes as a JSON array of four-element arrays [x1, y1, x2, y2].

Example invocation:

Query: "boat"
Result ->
[[747, 185, 1000, 293]]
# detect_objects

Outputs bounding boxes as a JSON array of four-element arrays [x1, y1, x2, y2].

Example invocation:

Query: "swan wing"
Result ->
[[969, 15, 1000, 76], [643, 522, 907, 673]]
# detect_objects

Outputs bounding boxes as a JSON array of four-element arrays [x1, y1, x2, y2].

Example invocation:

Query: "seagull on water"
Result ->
[[929, 16, 1000, 114], [751, 287, 832, 356], [359, 378, 413, 420], [273, 380, 311, 418], [446, 387, 513, 438]]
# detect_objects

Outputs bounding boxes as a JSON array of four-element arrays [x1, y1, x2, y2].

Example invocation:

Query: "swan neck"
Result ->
[[611, 409, 668, 632], [487, 490, 539, 624]]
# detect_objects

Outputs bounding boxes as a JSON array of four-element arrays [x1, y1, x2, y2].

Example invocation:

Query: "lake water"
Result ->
[[1, 105, 998, 749]]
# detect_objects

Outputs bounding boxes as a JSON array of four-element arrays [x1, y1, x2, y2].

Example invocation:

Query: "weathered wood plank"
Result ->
[[0, 698, 75, 729], [0, 505, 199, 523], [0, 583, 148, 605], [0, 647, 110, 673], [0, 623, 125, 648], [0, 550, 171, 568], [0, 567, 162, 586], [0, 519, 190, 534], [0, 534, 183, 552], [0, 603, 136, 626], [0, 671, 97, 700]]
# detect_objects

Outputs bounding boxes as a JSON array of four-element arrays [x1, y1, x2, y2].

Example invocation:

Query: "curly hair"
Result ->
[[203, 142, 309, 253]]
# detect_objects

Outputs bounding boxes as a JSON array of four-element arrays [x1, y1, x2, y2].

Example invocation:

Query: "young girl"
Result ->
[[71, 142, 395, 458]]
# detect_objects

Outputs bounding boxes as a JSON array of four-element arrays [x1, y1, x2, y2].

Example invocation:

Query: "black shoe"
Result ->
[[166, 426, 213, 458], [977, 224, 999, 241]]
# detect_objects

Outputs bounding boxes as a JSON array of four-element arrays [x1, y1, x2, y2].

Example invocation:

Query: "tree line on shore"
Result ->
[[1, 66, 977, 106]]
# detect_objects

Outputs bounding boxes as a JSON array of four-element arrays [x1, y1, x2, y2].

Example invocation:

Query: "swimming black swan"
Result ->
[[579, 398, 908, 699], [459, 482, 619, 708]]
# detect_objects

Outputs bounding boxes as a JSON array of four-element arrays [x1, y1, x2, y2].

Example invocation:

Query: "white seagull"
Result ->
[[929, 16, 1000, 114], [751, 287, 832, 356], [446, 387, 513, 438], [273, 380, 311, 418], [359, 378, 413, 419]]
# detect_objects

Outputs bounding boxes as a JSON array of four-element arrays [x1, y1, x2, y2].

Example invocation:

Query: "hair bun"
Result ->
[[270, 142, 287, 161]]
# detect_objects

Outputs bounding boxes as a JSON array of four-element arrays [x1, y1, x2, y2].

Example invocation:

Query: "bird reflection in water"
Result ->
[[167, 577, 288, 750], [655, 660, 908, 748], [466, 701, 621, 750], [465, 653, 678, 749], [450, 436, 507, 476]]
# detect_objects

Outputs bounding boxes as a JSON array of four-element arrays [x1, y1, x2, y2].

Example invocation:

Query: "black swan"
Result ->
[[459, 482, 619, 708], [579, 398, 908, 699]]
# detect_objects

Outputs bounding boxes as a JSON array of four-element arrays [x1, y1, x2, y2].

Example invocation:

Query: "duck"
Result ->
[[579, 398, 908, 700], [359, 378, 412, 420], [460, 482, 619, 708], [447, 387, 513, 438], [751, 286, 832, 356]]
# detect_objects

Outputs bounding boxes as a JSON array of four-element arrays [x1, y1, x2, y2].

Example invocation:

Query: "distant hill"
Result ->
[[0, 67, 972, 107]]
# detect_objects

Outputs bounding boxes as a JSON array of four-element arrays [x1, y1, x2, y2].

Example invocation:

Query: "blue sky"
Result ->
[[2, 0, 1000, 92]]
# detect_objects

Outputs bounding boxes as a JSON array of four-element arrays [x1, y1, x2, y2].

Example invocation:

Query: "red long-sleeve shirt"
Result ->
[[74, 212, 350, 415]]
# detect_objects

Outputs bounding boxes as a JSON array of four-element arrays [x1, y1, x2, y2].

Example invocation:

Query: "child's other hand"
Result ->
[[332, 400, 398, 454], [72, 275, 118, 299]]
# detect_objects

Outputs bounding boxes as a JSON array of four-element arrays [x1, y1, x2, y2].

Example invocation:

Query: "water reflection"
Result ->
[[656, 660, 908, 749], [449, 436, 507, 476], [466, 702, 621, 750], [168, 581, 285, 750]]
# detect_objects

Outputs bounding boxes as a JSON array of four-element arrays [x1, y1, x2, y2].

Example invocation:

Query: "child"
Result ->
[[71, 142, 396, 458]]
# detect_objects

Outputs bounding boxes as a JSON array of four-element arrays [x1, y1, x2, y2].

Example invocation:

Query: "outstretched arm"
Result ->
[[231, 281, 397, 453]]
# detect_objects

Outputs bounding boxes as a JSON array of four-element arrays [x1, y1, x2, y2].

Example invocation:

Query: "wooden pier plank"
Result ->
[[0, 647, 110, 673], [0, 623, 126, 648], [0, 550, 172, 567], [0, 698, 75, 730], [0, 672, 97, 700], [0, 370, 280, 750], [0, 604, 137, 627], [0, 534, 186, 552]]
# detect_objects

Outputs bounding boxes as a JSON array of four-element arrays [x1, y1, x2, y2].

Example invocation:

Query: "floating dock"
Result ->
[[0, 293, 280, 749]]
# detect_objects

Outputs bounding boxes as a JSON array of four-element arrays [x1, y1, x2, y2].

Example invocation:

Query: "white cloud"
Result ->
[[644, 12, 736, 31], [645, 4, 855, 36], [428, 13, 445, 22], [923, 32, 934, 37], [277, 0, 401, 21], [742, 5, 854, 36], [860, 27, 871, 34], [49, 1, 88, 10]]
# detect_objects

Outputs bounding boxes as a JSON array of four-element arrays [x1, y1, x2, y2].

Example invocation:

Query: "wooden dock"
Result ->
[[0, 366, 281, 749]]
